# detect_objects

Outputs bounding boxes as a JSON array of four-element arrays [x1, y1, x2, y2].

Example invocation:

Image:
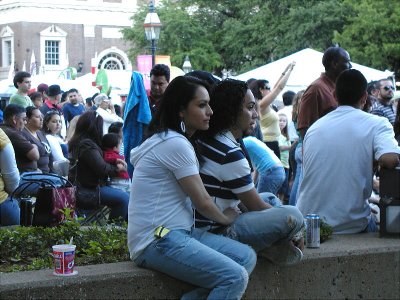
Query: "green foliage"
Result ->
[[320, 219, 333, 243], [303, 218, 333, 244], [122, 0, 222, 71], [123, 0, 398, 77], [0, 222, 129, 273], [334, 0, 400, 77]]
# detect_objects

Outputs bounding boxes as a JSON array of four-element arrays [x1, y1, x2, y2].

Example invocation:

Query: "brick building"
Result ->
[[0, 0, 148, 80]]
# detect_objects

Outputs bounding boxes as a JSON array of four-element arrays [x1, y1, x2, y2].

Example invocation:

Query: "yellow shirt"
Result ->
[[260, 109, 280, 142], [0, 129, 11, 203]]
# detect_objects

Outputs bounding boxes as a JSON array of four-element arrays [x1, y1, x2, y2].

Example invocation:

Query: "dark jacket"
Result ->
[[69, 138, 118, 187]]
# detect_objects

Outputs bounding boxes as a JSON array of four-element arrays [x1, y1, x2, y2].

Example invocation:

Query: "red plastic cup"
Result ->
[[52, 244, 78, 276]]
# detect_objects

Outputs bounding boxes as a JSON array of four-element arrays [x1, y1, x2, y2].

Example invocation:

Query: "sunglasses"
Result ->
[[263, 86, 271, 90], [383, 86, 395, 91], [46, 110, 60, 116]]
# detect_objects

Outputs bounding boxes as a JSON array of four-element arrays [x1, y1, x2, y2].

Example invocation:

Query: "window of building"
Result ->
[[45, 40, 59, 65], [1, 26, 14, 68], [40, 25, 67, 71], [98, 53, 126, 70]]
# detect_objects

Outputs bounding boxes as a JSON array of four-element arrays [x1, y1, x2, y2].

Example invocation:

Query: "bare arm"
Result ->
[[178, 174, 238, 225], [26, 144, 40, 161], [378, 153, 400, 169], [279, 144, 291, 151], [259, 62, 296, 113], [236, 188, 272, 211]]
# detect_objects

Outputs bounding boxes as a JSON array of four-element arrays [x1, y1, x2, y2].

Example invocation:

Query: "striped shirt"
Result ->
[[371, 101, 395, 124], [196, 131, 254, 228]]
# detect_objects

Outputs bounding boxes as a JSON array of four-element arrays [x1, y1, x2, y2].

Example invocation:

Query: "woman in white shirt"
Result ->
[[93, 94, 123, 134], [43, 111, 68, 162], [128, 76, 256, 299]]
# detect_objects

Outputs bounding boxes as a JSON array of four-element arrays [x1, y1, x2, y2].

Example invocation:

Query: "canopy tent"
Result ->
[[233, 48, 393, 94]]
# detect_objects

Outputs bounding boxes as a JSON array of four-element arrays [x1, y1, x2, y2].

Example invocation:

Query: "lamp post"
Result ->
[[144, 1, 162, 68], [182, 55, 192, 74]]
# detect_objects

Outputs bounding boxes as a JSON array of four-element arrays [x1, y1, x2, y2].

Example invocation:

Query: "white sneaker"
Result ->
[[258, 241, 303, 266]]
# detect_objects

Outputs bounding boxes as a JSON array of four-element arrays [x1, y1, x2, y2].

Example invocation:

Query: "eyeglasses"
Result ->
[[263, 86, 271, 90], [383, 86, 395, 91]]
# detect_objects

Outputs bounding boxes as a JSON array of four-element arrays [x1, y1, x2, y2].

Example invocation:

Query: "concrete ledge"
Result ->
[[1, 233, 399, 299]]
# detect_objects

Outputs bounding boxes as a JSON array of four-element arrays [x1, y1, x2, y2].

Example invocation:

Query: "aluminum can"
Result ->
[[306, 214, 320, 248], [20, 197, 33, 226]]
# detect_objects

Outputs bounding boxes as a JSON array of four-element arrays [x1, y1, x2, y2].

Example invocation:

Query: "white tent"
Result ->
[[234, 48, 393, 93]]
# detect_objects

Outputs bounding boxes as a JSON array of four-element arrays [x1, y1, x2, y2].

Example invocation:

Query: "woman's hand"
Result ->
[[283, 61, 296, 75]]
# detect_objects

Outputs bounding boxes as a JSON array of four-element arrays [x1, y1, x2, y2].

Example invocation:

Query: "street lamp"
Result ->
[[144, 1, 162, 68], [182, 56, 192, 74]]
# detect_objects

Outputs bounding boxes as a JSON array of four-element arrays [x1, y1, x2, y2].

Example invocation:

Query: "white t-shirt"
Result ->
[[296, 106, 400, 234], [127, 131, 199, 260], [278, 105, 299, 142], [95, 107, 123, 134], [46, 134, 68, 162]]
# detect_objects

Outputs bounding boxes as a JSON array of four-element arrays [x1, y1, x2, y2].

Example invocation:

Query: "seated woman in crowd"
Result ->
[[243, 135, 285, 198], [43, 110, 69, 176], [68, 111, 129, 222], [0, 105, 62, 196], [93, 94, 123, 134], [128, 76, 256, 299], [43, 110, 68, 162], [21, 106, 52, 173], [0, 128, 20, 226]]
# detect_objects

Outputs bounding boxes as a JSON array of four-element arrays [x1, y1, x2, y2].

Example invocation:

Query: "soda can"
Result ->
[[306, 214, 320, 248], [20, 197, 33, 226]]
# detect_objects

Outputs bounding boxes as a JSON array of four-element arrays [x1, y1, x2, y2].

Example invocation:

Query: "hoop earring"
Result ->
[[180, 121, 186, 133]]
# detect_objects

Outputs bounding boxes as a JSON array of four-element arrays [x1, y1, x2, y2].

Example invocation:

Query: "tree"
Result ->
[[334, 0, 400, 78], [123, 0, 397, 77], [122, 0, 222, 72]]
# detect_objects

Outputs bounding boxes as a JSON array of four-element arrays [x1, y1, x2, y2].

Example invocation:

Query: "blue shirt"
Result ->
[[62, 103, 85, 125]]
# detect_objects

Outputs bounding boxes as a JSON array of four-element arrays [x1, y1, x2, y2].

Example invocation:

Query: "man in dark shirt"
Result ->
[[0, 104, 38, 172], [40, 84, 63, 116], [298, 46, 352, 139], [147, 64, 170, 117], [1, 104, 63, 195]]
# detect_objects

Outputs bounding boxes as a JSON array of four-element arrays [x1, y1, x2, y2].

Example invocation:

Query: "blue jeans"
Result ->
[[260, 192, 282, 207], [289, 143, 302, 206], [278, 168, 290, 199], [257, 165, 285, 195], [225, 204, 304, 252], [135, 228, 257, 300], [365, 216, 378, 232], [100, 185, 129, 221], [0, 197, 20, 226]]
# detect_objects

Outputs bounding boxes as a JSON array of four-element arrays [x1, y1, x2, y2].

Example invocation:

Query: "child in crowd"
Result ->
[[102, 133, 130, 193], [108, 121, 124, 156], [29, 92, 44, 108], [278, 113, 291, 203]]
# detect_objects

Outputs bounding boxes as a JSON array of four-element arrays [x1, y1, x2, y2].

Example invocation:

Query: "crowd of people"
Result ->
[[0, 45, 399, 299]]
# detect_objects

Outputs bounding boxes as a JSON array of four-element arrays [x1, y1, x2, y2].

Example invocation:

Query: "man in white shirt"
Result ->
[[296, 69, 400, 234]]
